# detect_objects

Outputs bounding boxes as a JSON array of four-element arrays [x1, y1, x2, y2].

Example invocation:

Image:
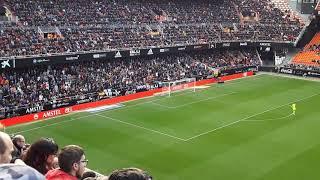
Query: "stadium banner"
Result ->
[[278, 67, 294, 74], [3, 97, 97, 118], [278, 67, 320, 78], [214, 42, 293, 49], [0, 107, 74, 127], [0, 72, 253, 127], [220, 66, 257, 76], [258, 66, 276, 72], [9, 42, 293, 69], [3, 104, 51, 119], [305, 71, 320, 78], [215, 42, 253, 48], [14, 52, 118, 68]]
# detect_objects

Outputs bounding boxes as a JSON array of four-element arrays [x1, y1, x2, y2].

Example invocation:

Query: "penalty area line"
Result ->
[[95, 114, 187, 142], [184, 93, 319, 142]]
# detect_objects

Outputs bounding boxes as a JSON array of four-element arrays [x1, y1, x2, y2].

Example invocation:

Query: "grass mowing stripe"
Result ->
[[184, 93, 320, 141], [5, 74, 320, 180], [151, 92, 236, 109], [95, 114, 187, 142], [10, 113, 96, 134], [241, 113, 294, 122], [11, 81, 318, 141]]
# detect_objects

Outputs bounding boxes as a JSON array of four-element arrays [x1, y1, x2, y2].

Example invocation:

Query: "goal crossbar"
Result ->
[[160, 78, 196, 97]]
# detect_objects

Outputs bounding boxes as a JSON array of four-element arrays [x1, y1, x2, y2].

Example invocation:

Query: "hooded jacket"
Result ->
[[45, 169, 78, 180]]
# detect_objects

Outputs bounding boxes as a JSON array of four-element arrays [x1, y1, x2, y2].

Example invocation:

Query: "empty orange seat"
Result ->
[[304, 32, 320, 51], [293, 51, 320, 66], [293, 32, 320, 66]]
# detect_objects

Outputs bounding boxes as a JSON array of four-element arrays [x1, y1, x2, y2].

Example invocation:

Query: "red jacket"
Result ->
[[45, 169, 78, 180]]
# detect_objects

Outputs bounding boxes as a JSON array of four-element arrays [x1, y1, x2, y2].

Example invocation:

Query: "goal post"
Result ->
[[159, 78, 196, 97]]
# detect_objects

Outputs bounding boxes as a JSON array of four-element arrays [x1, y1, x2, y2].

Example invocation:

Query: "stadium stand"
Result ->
[[304, 32, 320, 51], [0, 0, 303, 57], [0, 0, 315, 179], [292, 32, 320, 66], [271, 0, 304, 23]]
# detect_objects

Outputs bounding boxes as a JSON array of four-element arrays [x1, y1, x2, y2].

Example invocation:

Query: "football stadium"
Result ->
[[0, 0, 320, 179]]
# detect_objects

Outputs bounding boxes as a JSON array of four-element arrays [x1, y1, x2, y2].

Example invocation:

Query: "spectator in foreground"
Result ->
[[11, 135, 26, 162], [0, 131, 14, 164], [81, 171, 97, 180], [46, 145, 87, 180], [107, 168, 152, 180], [52, 156, 59, 169], [23, 138, 58, 174], [0, 164, 45, 180]]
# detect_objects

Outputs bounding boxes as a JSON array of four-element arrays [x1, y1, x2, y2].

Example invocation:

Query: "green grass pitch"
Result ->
[[5, 74, 320, 180]]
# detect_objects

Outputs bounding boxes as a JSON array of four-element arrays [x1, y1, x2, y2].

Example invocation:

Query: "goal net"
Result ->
[[158, 78, 196, 97]]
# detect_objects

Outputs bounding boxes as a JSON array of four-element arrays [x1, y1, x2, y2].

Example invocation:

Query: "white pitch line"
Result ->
[[170, 92, 236, 108], [149, 101, 173, 109], [151, 92, 236, 109], [184, 93, 320, 141], [11, 113, 95, 134], [120, 74, 263, 111], [241, 113, 294, 122], [6, 78, 250, 135], [95, 114, 187, 142]]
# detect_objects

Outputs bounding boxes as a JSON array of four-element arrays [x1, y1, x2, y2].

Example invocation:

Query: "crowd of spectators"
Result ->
[[4, 0, 238, 26], [0, 49, 259, 118], [0, 0, 303, 57], [223, 24, 301, 42], [235, 0, 300, 25], [4, 0, 300, 26], [0, 132, 151, 179], [0, 23, 301, 57]]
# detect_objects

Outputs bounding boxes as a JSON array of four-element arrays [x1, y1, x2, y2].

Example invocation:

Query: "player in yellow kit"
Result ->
[[291, 103, 296, 115]]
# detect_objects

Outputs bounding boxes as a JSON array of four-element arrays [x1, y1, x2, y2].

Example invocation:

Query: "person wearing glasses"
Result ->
[[46, 145, 88, 180]]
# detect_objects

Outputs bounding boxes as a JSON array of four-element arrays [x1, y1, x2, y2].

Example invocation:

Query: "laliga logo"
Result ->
[[34, 114, 39, 120]]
